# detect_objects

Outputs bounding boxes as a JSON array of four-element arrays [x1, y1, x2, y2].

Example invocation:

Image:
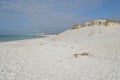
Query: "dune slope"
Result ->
[[0, 20, 120, 80]]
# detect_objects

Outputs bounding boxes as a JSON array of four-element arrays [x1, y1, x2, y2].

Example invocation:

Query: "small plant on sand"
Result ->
[[72, 24, 79, 29]]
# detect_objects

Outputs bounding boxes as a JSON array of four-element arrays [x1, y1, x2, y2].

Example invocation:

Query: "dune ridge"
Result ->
[[72, 19, 120, 30]]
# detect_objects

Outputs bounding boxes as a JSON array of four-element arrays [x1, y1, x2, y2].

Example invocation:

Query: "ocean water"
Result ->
[[0, 35, 44, 42]]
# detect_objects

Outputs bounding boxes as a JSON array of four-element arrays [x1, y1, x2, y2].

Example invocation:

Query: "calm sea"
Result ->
[[0, 35, 44, 42]]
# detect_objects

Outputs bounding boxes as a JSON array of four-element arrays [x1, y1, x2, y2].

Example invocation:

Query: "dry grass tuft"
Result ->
[[72, 24, 79, 29]]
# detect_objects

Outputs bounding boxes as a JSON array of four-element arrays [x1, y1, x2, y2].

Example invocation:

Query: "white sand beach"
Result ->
[[0, 20, 120, 80]]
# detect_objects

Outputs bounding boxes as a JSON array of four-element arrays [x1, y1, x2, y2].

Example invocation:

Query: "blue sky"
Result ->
[[0, 0, 120, 35]]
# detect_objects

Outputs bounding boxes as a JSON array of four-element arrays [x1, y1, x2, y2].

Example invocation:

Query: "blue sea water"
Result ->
[[0, 35, 44, 42]]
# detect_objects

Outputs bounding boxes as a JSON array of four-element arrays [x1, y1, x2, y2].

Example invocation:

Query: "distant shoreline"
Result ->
[[0, 35, 45, 42]]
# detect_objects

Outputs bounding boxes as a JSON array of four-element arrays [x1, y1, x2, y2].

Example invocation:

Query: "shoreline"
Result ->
[[0, 35, 46, 43], [0, 37, 42, 43]]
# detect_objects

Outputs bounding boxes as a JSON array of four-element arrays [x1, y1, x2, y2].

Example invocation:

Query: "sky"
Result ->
[[0, 0, 120, 35]]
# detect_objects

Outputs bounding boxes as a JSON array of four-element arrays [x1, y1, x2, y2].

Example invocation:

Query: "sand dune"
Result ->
[[0, 20, 120, 80]]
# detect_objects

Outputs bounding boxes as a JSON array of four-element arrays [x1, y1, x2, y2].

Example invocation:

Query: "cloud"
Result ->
[[0, 0, 103, 34]]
